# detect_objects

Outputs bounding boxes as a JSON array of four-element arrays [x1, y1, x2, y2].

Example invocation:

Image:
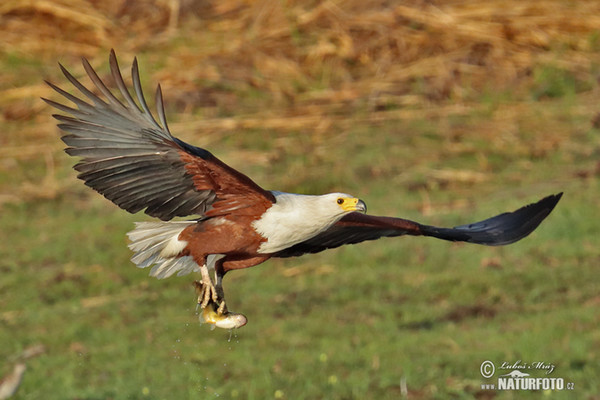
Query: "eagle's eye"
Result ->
[[337, 198, 344, 205]]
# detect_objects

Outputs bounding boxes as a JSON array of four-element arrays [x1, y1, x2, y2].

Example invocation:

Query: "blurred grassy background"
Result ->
[[1, 0, 599, 399]]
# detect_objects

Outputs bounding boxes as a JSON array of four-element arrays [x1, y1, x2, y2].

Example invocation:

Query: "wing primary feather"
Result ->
[[81, 56, 128, 111], [131, 57, 159, 127], [155, 84, 171, 133], [108, 49, 140, 111], [45, 80, 95, 113], [43, 98, 80, 116], [57, 122, 144, 140], [58, 63, 107, 108]]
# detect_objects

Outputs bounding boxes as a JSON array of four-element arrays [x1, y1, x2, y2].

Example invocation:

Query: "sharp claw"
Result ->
[[193, 281, 203, 306], [216, 300, 227, 315], [202, 285, 212, 308]]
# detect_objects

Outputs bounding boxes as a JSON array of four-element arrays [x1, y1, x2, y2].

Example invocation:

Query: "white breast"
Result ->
[[252, 191, 348, 253]]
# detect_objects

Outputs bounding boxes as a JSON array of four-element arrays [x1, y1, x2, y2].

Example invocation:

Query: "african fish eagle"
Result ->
[[44, 50, 562, 328]]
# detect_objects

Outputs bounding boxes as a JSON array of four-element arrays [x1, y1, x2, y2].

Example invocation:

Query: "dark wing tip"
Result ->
[[421, 192, 563, 246], [155, 83, 171, 133]]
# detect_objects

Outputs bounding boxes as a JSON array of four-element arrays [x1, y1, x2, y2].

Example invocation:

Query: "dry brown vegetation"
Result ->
[[3, 0, 600, 113], [1, 0, 599, 203]]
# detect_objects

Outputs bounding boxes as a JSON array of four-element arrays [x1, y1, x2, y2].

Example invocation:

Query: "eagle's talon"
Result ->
[[216, 300, 227, 315], [193, 280, 220, 309], [204, 285, 215, 308]]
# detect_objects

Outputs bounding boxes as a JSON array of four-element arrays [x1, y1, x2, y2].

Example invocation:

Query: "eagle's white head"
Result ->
[[253, 191, 367, 253], [313, 192, 367, 215]]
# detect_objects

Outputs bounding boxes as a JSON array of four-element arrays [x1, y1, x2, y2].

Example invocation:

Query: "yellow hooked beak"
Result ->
[[339, 197, 367, 213]]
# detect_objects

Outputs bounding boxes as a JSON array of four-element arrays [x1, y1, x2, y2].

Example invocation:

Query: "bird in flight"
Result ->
[[44, 50, 562, 329]]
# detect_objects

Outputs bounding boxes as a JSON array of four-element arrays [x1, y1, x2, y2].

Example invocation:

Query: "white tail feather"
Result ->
[[127, 221, 199, 279]]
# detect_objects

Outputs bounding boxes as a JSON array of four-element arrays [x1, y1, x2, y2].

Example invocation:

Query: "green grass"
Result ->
[[3, 184, 598, 399], [2, 54, 600, 399]]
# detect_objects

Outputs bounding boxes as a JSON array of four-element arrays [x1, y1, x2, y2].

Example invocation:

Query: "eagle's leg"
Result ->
[[194, 254, 227, 311], [194, 264, 219, 310]]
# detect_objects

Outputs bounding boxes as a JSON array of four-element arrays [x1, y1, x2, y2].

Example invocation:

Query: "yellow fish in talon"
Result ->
[[199, 303, 248, 330]]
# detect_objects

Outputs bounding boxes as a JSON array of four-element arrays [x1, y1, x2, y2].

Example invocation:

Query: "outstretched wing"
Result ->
[[275, 193, 562, 258], [44, 50, 274, 221]]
